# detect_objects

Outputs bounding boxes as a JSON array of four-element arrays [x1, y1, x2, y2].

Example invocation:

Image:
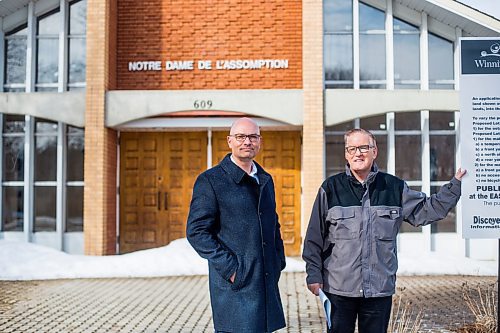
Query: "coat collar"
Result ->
[[345, 162, 379, 185], [220, 153, 271, 188]]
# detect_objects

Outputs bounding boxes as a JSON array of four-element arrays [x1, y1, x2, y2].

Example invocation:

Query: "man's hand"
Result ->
[[307, 283, 323, 296], [230, 272, 236, 283], [455, 168, 467, 181]]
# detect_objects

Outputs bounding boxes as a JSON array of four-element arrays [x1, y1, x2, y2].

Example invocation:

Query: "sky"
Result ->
[[0, 238, 496, 281], [460, 0, 500, 19]]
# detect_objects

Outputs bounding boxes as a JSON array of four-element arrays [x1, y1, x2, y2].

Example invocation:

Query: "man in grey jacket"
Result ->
[[302, 128, 466, 333]]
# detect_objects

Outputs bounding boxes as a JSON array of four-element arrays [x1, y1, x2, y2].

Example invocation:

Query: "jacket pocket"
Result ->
[[230, 256, 248, 291], [327, 207, 359, 240], [374, 208, 401, 241]]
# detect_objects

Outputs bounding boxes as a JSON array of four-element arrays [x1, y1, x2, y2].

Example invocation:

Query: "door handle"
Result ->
[[157, 191, 161, 210], [164, 192, 168, 210]]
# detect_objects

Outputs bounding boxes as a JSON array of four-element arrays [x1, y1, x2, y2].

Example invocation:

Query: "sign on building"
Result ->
[[460, 37, 500, 238]]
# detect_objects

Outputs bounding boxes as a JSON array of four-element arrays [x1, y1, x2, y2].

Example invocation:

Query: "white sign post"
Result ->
[[459, 37, 500, 332]]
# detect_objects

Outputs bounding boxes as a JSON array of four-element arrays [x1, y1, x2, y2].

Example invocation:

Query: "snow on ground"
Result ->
[[0, 238, 496, 281]]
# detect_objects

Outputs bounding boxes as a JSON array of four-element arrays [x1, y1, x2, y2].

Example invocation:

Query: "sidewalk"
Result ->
[[0, 273, 496, 333]]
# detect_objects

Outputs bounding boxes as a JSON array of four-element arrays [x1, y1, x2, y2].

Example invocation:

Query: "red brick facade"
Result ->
[[116, 0, 302, 90]]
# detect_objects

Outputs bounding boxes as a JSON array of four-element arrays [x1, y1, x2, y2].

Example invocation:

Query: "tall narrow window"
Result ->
[[359, 3, 386, 89], [395, 112, 421, 180], [33, 119, 58, 232], [393, 18, 420, 89], [324, 0, 353, 88], [2, 115, 25, 231], [360, 115, 388, 172], [429, 112, 456, 233], [68, 0, 87, 90], [428, 33, 454, 89], [36, 9, 60, 92], [395, 111, 422, 233], [66, 126, 84, 232], [4, 25, 28, 92], [325, 121, 355, 177]]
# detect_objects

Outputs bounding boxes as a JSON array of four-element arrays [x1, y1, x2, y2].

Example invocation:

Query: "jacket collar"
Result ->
[[345, 163, 379, 185], [220, 153, 271, 188]]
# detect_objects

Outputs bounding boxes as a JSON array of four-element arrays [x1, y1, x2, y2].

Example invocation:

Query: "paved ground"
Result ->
[[0, 273, 496, 333]]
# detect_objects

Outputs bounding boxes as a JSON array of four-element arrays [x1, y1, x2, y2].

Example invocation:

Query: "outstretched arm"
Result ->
[[403, 168, 465, 226]]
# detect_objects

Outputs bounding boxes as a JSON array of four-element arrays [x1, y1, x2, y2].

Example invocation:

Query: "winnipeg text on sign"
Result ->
[[128, 59, 289, 71], [475, 42, 500, 69]]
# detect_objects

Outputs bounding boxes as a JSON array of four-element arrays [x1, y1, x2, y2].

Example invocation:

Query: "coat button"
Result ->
[[263, 242, 267, 246]]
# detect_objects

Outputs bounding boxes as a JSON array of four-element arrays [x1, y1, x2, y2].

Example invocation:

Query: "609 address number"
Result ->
[[193, 100, 213, 109]]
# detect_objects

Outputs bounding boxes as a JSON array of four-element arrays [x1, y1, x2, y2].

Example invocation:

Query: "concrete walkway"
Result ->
[[0, 273, 496, 333]]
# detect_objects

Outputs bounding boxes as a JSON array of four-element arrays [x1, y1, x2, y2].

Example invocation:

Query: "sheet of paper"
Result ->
[[318, 288, 332, 329]]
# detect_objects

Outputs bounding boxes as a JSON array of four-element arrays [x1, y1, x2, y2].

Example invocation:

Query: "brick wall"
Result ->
[[116, 0, 302, 90], [302, 0, 324, 237], [84, 0, 118, 255]]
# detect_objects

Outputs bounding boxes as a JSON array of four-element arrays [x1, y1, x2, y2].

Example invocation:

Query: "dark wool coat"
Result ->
[[187, 154, 286, 333]]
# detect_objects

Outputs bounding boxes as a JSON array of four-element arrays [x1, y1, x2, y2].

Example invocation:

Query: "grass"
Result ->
[[388, 288, 423, 333], [453, 282, 497, 333]]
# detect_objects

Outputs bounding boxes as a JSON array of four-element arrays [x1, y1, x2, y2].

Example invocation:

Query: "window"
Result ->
[[428, 33, 454, 89], [324, 0, 353, 88], [1, 115, 85, 234], [68, 0, 87, 90], [325, 122, 355, 177], [66, 126, 84, 232], [393, 18, 420, 89], [3, 25, 28, 92], [36, 9, 61, 92], [323, 2, 456, 90], [359, 3, 386, 89], [429, 112, 456, 233], [33, 119, 58, 231], [395, 112, 421, 180], [1, 115, 25, 231], [360, 115, 387, 171], [3, 0, 87, 93]]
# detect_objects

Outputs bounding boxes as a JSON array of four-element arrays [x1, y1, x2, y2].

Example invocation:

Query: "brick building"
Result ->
[[0, 0, 499, 260]]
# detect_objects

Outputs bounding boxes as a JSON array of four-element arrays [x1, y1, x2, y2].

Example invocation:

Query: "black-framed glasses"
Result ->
[[230, 134, 261, 143], [345, 145, 374, 155]]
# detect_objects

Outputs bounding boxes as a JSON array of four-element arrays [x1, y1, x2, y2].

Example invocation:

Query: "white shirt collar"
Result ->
[[230, 154, 259, 184]]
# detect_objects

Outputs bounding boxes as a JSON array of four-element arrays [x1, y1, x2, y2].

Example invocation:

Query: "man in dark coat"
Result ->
[[187, 117, 286, 333]]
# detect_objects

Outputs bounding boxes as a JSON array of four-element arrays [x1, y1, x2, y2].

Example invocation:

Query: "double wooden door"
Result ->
[[119, 130, 301, 256], [119, 132, 206, 253]]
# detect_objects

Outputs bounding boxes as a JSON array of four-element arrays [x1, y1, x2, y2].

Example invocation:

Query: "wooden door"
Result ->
[[212, 131, 302, 256], [119, 132, 206, 253]]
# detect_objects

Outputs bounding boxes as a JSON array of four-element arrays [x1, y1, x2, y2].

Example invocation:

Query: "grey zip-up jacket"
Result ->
[[302, 164, 462, 298]]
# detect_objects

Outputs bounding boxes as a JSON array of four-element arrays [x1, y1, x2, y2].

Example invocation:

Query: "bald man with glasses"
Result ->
[[187, 117, 286, 333], [302, 128, 466, 333]]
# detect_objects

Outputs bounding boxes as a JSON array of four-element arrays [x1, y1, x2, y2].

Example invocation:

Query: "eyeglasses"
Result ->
[[230, 134, 261, 143], [345, 145, 374, 155]]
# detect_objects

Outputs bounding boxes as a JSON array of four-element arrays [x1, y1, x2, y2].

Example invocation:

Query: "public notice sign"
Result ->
[[460, 37, 500, 239]]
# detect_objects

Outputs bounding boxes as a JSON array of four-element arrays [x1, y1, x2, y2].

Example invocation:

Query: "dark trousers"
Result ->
[[325, 292, 392, 333]]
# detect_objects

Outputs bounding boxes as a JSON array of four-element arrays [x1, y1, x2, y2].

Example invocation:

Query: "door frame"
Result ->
[[116, 118, 302, 254]]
